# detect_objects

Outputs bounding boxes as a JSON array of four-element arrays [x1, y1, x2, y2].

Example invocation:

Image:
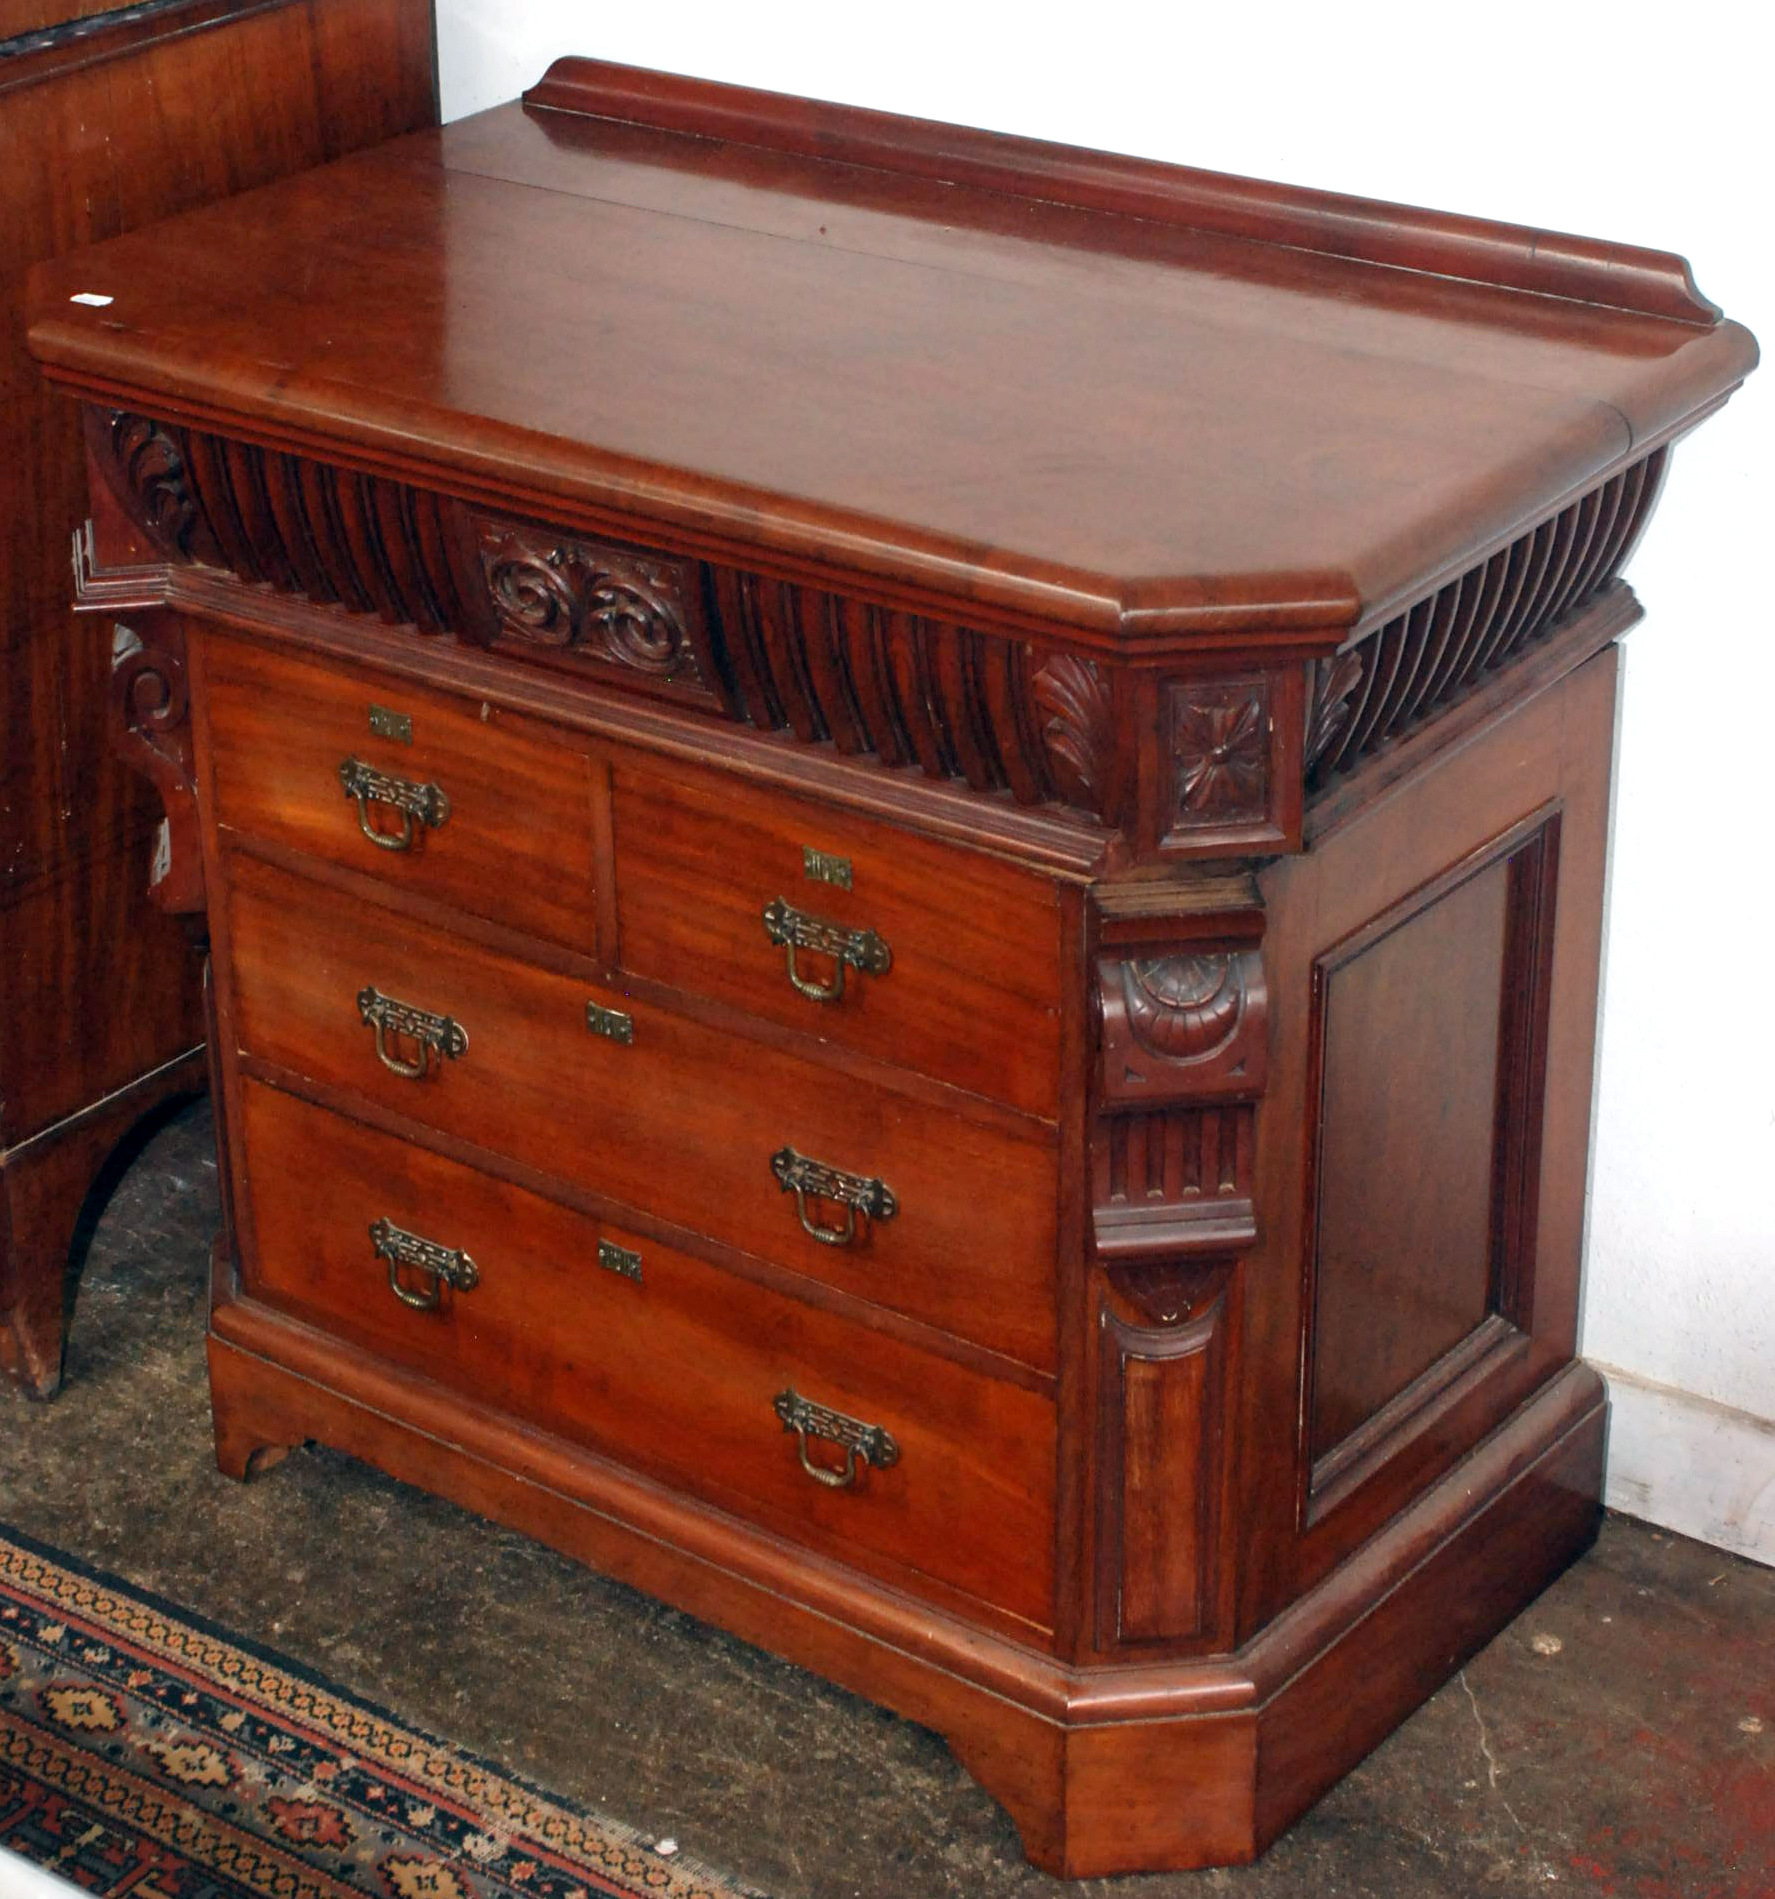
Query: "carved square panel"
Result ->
[[1167, 676, 1270, 829]]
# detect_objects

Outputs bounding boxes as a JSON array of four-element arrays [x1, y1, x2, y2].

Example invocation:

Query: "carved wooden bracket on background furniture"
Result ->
[[80, 404, 1664, 869], [108, 617, 203, 915]]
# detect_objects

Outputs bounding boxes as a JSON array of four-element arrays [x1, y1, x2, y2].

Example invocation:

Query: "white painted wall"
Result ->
[[435, 2, 1774, 1559]]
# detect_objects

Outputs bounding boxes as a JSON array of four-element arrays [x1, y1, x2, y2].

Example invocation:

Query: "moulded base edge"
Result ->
[[206, 1295, 1605, 1877]]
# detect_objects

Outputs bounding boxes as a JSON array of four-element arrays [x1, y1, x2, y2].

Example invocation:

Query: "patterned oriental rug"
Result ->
[[0, 1527, 756, 1899]]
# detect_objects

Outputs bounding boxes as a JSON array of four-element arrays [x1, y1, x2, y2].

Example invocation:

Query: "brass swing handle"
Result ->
[[774, 1387, 899, 1490], [371, 1217, 479, 1312], [770, 1146, 897, 1247], [761, 898, 890, 1003], [339, 757, 451, 853], [357, 985, 468, 1080]]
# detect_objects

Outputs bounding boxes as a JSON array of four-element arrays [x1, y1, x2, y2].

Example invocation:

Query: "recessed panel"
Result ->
[[1309, 857, 1511, 1460]]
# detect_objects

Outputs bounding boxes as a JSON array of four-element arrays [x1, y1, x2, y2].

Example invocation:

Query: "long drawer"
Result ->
[[202, 633, 598, 951], [223, 851, 1058, 1371], [237, 1080, 1055, 1630], [612, 759, 1063, 1120]]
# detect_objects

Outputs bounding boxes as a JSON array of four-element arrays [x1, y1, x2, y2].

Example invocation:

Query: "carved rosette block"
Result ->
[[1170, 678, 1269, 826]]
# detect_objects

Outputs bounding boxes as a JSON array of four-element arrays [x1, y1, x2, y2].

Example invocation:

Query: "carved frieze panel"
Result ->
[[80, 404, 1668, 855], [470, 515, 725, 711], [1305, 447, 1669, 789]]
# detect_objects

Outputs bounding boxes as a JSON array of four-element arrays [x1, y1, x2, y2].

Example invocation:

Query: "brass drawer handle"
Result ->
[[338, 756, 451, 852], [357, 985, 467, 1080], [370, 1217, 479, 1312], [761, 897, 890, 1003], [774, 1387, 899, 1490], [770, 1146, 897, 1247]]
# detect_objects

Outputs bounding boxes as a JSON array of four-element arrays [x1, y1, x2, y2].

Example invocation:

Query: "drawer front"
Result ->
[[238, 1081, 1055, 1630], [225, 854, 1058, 1371], [201, 634, 597, 951], [611, 761, 1062, 1120]]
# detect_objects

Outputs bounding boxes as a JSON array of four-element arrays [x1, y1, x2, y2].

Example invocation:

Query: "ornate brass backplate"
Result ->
[[761, 897, 891, 1003], [369, 1217, 479, 1311], [773, 1387, 900, 1489], [769, 1146, 898, 1247], [357, 985, 468, 1080], [338, 756, 450, 852]]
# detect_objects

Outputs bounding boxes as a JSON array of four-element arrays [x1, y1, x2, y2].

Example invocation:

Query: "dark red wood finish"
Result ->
[[0, 0, 438, 1395], [25, 58, 1755, 1872]]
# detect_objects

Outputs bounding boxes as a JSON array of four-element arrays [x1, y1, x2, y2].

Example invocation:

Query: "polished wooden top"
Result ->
[[26, 57, 1757, 645]]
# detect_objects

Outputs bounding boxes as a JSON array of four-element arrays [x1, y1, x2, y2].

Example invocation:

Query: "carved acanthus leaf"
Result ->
[[1305, 648, 1367, 774], [1032, 651, 1118, 821]]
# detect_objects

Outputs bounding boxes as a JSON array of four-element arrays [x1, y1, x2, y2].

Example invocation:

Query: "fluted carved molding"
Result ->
[[82, 404, 1662, 847], [1305, 448, 1669, 786]]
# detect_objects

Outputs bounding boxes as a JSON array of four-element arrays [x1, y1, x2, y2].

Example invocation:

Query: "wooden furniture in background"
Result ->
[[27, 59, 1756, 1870], [0, 0, 437, 1395]]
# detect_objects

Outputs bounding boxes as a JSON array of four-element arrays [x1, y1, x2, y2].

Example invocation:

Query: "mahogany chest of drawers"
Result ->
[[25, 57, 1756, 1873]]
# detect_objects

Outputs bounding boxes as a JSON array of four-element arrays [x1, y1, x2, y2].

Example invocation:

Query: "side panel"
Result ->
[[1242, 644, 1620, 1627]]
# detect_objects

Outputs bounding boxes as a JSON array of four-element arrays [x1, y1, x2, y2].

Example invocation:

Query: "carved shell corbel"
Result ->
[[1121, 956, 1246, 1063]]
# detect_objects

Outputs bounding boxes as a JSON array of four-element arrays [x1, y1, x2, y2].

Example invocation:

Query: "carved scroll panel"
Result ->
[[108, 619, 203, 914]]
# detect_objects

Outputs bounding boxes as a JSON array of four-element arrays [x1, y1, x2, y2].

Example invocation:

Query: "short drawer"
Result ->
[[225, 853, 1058, 1371], [238, 1080, 1056, 1631], [611, 760, 1062, 1120], [200, 633, 597, 950]]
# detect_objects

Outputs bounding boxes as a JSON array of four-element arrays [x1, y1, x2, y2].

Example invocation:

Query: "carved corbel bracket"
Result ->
[[109, 619, 204, 914], [1087, 912, 1263, 1652], [1091, 908, 1268, 1265], [1097, 946, 1267, 1106]]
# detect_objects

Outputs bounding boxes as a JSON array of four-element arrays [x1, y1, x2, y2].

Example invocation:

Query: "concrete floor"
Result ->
[[1, 1100, 1769, 1899]]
